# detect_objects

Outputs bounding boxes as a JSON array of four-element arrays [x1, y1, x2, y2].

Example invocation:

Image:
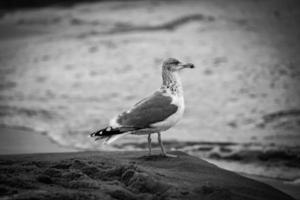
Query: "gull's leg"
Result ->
[[148, 134, 152, 156], [157, 132, 166, 155], [157, 132, 177, 157]]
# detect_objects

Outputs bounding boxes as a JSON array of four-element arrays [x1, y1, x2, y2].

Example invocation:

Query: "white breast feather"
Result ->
[[151, 93, 184, 130]]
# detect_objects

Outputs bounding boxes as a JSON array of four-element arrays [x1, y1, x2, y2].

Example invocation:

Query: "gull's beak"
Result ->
[[178, 63, 195, 70]]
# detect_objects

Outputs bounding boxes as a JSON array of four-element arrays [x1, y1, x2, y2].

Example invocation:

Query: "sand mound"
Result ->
[[0, 151, 294, 200]]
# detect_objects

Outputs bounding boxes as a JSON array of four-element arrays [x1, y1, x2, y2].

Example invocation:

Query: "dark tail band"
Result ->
[[90, 127, 122, 138], [90, 126, 141, 142]]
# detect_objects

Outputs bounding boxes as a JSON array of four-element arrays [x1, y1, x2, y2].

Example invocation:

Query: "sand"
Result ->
[[0, 127, 299, 199], [0, 151, 295, 200], [242, 174, 300, 200]]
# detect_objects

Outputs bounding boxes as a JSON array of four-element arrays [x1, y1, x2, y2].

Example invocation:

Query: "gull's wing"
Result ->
[[110, 91, 178, 129]]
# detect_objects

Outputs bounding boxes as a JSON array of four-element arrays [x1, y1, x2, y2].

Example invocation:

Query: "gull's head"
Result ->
[[162, 58, 195, 72]]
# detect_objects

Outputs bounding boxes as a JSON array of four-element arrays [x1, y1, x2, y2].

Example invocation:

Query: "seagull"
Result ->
[[90, 58, 194, 156]]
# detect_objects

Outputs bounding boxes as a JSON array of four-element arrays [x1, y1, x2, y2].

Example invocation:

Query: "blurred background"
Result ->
[[0, 0, 299, 193]]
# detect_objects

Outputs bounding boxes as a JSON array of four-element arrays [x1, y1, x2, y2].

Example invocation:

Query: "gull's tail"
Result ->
[[90, 127, 130, 144]]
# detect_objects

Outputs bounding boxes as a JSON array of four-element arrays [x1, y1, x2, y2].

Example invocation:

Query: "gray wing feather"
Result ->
[[116, 91, 178, 128]]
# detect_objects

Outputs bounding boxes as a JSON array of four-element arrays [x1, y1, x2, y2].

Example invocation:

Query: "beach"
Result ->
[[0, 0, 300, 199], [0, 150, 296, 200]]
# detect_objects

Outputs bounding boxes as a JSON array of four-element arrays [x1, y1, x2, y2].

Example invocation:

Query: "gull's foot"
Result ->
[[161, 153, 177, 158]]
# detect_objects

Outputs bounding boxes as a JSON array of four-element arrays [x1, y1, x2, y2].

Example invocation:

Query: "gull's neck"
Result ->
[[161, 69, 183, 95]]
